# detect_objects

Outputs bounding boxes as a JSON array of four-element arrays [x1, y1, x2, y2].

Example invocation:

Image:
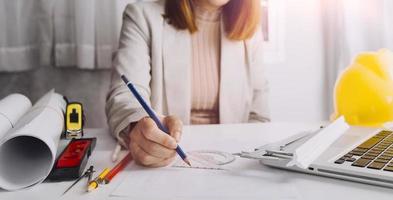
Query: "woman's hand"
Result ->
[[127, 116, 183, 167]]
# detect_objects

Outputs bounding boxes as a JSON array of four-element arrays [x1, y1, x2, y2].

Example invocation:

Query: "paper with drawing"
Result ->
[[111, 151, 298, 199]]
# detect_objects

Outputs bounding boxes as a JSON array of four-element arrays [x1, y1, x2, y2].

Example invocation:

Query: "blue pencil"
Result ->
[[120, 74, 191, 166]]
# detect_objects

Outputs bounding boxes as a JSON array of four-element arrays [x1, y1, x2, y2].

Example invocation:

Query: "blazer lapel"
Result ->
[[162, 22, 192, 124], [219, 23, 250, 123]]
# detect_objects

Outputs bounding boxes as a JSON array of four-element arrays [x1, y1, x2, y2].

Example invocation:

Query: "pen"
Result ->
[[120, 74, 191, 166], [104, 154, 132, 184], [87, 168, 110, 192]]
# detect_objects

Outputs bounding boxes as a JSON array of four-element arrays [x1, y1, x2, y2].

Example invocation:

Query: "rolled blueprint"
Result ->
[[0, 90, 66, 190], [0, 94, 32, 139]]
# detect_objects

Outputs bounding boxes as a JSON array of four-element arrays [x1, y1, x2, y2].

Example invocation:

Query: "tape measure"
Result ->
[[65, 102, 85, 139]]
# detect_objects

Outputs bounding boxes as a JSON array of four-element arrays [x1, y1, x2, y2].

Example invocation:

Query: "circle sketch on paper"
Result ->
[[171, 150, 236, 170]]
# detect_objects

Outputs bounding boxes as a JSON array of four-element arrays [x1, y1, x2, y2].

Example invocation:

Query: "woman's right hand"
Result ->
[[127, 116, 183, 167]]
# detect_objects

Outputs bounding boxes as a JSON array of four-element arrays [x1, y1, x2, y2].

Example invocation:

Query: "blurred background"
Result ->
[[1, 0, 393, 127]]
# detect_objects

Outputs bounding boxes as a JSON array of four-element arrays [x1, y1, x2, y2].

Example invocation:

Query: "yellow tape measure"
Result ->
[[65, 102, 84, 139]]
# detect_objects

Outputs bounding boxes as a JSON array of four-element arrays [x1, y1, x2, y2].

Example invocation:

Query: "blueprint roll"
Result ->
[[0, 94, 32, 139], [0, 90, 66, 191]]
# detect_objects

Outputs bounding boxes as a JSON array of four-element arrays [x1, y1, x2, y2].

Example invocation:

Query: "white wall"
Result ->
[[265, 0, 327, 123]]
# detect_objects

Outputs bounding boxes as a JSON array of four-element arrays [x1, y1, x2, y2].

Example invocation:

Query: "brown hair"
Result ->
[[164, 0, 261, 41]]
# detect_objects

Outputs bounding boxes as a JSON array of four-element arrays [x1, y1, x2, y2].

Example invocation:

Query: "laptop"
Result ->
[[247, 126, 393, 188]]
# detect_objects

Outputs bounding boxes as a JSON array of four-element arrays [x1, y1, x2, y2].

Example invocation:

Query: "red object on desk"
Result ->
[[57, 140, 92, 168], [48, 138, 96, 180], [104, 154, 132, 184]]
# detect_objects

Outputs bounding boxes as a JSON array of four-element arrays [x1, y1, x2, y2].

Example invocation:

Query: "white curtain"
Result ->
[[0, 0, 137, 71], [53, 0, 137, 69], [0, 0, 54, 72], [322, 0, 393, 114]]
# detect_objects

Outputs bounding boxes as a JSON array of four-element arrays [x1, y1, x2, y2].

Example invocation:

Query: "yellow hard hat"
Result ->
[[332, 49, 393, 127]]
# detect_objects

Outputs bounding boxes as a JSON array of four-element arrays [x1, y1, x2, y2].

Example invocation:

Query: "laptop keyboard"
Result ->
[[334, 130, 393, 172]]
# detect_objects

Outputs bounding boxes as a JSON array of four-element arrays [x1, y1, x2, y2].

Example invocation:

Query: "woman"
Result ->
[[106, 0, 269, 167]]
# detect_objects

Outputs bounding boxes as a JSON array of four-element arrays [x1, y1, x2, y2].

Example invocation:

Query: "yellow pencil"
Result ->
[[87, 168, 110, 192]]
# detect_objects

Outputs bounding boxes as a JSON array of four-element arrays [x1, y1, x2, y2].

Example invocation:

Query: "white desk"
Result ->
[[1, 123, 393, 200]]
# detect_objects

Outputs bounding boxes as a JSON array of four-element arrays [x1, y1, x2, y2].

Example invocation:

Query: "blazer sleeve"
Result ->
[[105, 3, 151, 147], [247, 28, 271, 123]]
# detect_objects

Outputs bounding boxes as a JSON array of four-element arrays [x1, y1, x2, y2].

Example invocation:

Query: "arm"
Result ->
[[248, 28, 271, 123], [105, 4, 151, 147], [105, 3, 183, 167]]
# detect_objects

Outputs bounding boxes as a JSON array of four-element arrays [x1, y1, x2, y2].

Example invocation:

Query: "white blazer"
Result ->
[[106, 0, 270, 144]]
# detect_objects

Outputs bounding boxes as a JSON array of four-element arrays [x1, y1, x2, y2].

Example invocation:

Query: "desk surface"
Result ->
[[1, 123, 392, 200]]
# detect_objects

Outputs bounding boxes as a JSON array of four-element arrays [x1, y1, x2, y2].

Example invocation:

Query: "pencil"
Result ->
[[104, 154, 132, 184], [120, 74, 191, 166]]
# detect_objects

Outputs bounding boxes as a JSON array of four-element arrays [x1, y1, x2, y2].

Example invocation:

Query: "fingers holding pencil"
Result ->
[[128, 118, 178, 166], [164, 115, 183, 142], [120, 75, 190, 167]]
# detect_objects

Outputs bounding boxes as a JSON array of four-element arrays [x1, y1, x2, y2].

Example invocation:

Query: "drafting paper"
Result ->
[[111, 160, 298, 199], [0, 90, 66, 191], [287, 117, 349, 169], [0, 94, 32, 139]]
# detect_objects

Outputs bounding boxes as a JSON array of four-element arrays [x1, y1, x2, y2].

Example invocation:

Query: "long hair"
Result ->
[[164, 0, 261, 41]]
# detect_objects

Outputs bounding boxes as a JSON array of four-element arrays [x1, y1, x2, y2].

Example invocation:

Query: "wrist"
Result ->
[[122, 122, 138, 144]]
